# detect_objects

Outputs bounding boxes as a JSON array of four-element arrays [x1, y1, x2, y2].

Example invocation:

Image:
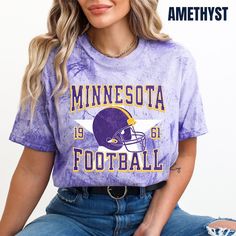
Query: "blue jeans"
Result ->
[[16, 187, 236, 236]]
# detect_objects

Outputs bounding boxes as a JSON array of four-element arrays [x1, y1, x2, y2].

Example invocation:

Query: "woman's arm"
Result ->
[[0, 147, 55, 236], [134, 137, 197, 236]]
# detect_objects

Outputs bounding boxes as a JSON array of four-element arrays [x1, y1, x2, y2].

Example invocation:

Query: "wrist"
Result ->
[[0, 222, 18, 236], [141, 218, 162, 234], [134, 222, 161, 236]]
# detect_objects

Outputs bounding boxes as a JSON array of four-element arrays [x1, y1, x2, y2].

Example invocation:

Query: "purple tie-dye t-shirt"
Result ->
[[9, 32, 208, 187]]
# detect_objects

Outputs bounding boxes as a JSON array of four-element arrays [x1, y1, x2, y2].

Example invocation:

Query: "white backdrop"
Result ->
[[0, 0, 236, 226]]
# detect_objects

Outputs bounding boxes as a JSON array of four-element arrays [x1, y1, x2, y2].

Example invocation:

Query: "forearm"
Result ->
[[0, 165, 50, 236], [142, 153, 196, 233]]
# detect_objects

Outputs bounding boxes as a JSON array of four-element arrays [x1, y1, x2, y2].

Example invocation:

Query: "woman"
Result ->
[[1, 0, 236, 235]]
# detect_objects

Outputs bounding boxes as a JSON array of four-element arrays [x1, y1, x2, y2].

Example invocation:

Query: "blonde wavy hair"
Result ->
[[19, 0, 169, 124]]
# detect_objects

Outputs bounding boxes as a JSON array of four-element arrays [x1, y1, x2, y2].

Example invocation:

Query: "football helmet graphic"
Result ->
[[92, 106, 146, 152]]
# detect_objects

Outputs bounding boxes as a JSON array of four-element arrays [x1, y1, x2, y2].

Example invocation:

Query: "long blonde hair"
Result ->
[[19, 0, 169, 124]]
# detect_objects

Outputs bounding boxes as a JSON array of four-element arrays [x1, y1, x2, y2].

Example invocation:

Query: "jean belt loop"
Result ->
[[82, 187, 89, 199], [139, 186, 146, 198]]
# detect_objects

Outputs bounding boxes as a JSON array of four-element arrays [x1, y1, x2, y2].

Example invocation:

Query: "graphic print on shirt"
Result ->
[[70, 84, 165, 174], [8, 35, 209, 187]]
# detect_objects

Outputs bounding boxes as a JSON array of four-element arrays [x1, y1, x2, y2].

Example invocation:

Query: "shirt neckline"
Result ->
[[76, 31, 146, 69]]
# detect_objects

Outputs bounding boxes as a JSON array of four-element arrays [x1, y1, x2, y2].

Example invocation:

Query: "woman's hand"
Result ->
[[133, 138, 197, 236], [133, 222, 161, 236]]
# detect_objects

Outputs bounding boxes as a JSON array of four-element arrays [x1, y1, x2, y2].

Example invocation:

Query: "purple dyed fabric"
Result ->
[[9, 32, 208, 187]]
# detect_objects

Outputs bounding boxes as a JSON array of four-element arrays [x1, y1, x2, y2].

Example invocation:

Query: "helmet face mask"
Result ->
[[111, 125, 146, 153], [93, 107, 147, 152]]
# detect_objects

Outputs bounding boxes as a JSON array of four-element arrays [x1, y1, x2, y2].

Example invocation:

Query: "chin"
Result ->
[[88, 18, 118, 29]]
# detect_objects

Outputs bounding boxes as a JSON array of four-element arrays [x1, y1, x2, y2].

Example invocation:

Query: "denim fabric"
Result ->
[[16, 187, 236, 236]]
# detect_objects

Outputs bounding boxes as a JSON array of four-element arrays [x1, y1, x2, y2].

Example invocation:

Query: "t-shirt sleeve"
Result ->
[[178, 50, 208, 141], [8, 65, 57, 152]]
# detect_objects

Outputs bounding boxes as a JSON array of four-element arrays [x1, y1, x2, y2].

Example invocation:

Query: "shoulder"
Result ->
[[145, 38, 195, 65], [41, 47, 58, 87]]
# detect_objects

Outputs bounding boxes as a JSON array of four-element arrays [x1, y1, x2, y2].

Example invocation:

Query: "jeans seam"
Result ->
[[139, 187, 146, 198], [56, 190, 81, 203]]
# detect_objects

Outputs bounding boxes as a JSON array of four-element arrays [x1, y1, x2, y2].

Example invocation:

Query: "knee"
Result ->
[[206, 219, 236, 236]]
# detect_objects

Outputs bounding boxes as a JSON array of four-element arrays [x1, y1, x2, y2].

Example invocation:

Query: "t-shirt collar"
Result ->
[[76, 31, 146, 69]]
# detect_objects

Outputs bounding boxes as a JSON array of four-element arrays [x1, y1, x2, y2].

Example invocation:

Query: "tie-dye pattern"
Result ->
[[9, 33, 208, 187]]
